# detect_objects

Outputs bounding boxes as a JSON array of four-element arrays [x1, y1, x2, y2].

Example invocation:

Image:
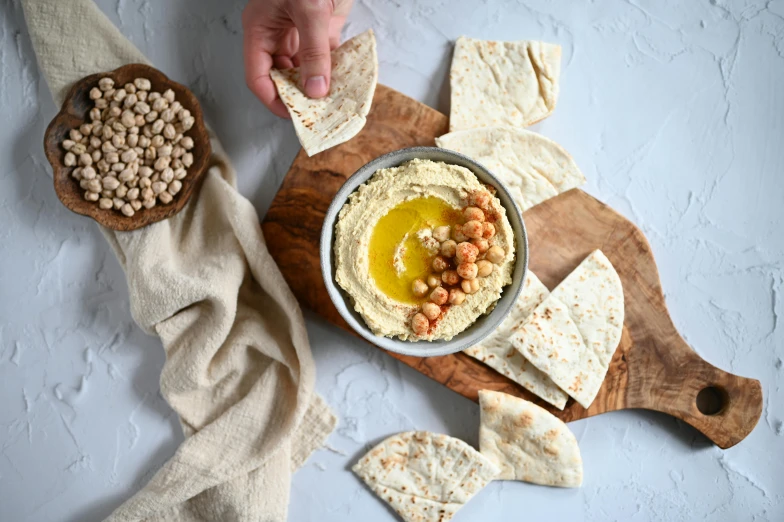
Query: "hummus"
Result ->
[[334, 159, 516, 341]]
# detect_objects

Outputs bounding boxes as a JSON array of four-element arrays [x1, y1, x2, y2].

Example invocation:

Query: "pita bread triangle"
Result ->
[[271, 29, 377, 156], [436, 126, 585, 212], [464, 271, 569, 409], [511, 250, 624, 408], [352, 431, 499, 522], [449, 37, 561, 131], [478, 390, 583, 487]]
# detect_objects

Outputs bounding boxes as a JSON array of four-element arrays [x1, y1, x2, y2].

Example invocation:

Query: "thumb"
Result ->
[[292, 1, 333, 98]]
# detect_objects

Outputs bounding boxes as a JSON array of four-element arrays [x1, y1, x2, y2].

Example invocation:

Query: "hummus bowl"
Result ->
[[321, 147, 528, 357]]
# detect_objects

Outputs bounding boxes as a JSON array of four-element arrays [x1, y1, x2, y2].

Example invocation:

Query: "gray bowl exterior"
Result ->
[[320, 147, 529, 358]]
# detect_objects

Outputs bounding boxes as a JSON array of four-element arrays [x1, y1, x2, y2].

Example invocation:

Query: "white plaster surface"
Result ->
[[1, 0, 783, 520]]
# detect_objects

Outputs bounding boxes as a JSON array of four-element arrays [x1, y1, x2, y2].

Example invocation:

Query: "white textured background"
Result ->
[[1, 0, 783, 520]]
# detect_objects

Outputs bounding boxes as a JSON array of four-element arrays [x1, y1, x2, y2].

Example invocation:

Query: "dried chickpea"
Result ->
[[161, 108, 175, 123], [94, 98, 108, 109], [130, 199, 142, 211], [145, 110, 159, 123], [142, 198, 156, 209], [422, 302, 441, 321], [69, 129, 83, 142], [163, 89, 175, 103], [172, 145, 185, 159], [84, 191, 100, 202], [115, 185, 128, 198], [151, 181, 167, 195], [71, 167, 83, 180], [98, 78, 114, 91], [173, 167, 187, 181], [64, 152, 76, 167], [120, 203, 134, 217], [71, 143, 87, 155], [139, 177, 152, 188], [134, 78, 151, 91], [163, 123, 177, 140], [113, 197, 124, 210], [158, 191, 173, 204], [172, 158, 184, 170], [123, 93, 138, 109], [79, 123, 93, 136], [62, 139, 75, 151], [99, 198, 113, 209], [154, 156, 171, 171], [123, 83, 136, 94], [141, 187, 154, 201], [152, 97, 168, 112], [126, 187, 140, 200], [161, 168, 174, 184], [89, 87, 102, 100], [111, 162, 125, 173], [180, 136, 194, 150], [137, 90, 148, 102], [81, 166, 96, 180], [182, 152, 194, 167], [79, 178, 90, 190], [181, 117, 195, 131]]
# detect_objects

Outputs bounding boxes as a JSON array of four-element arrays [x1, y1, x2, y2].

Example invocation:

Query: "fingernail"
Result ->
[[304, 76, 328, 98]]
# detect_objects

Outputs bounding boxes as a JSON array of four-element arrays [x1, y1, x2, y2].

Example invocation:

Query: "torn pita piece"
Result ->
[[449, 37, 561, 132], [352, 431, 500, 522], [511, 251, 624, 408], [478, 390, 583, 487], [464, 272, 569, 409], [271, 29, 378, 156], [436, 126, 585, 211]]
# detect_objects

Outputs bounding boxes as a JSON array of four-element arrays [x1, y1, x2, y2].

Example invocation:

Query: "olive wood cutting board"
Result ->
[[261, 84, 762, 449]]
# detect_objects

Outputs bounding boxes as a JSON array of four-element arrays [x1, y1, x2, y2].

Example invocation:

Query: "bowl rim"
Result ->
[[320, 146, 529, 357]]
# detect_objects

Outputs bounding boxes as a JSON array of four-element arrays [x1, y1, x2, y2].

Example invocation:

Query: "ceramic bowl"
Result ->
[[320, 147, 528, 357]]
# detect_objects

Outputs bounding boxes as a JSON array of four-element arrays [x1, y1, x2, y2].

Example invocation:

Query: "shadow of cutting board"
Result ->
[[262, 84, 762, 449]]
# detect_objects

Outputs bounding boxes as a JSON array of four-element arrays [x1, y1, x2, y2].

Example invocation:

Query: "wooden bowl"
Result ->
[[43, 64, 211, 231]]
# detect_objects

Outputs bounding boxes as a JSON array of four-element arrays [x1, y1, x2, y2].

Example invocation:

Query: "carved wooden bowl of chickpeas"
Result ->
[[44, 63, 211, 231]]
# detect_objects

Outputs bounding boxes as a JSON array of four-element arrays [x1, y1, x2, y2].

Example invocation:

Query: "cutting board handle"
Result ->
[[628, 335, 763, 449]]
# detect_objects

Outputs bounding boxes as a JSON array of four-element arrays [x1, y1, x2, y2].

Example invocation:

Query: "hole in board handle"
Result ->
[[696, 386, 728, 416]]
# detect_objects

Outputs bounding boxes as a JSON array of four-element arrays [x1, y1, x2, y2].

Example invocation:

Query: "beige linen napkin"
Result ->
[[22, 1, 337, 520]]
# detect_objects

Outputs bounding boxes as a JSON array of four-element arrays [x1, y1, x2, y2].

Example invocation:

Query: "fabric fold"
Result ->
[[21, 0, 336, 520]]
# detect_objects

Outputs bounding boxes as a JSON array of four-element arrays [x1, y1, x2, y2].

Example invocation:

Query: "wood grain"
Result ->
[[44, 64, 211, 231], [262, 84, 762, 449]]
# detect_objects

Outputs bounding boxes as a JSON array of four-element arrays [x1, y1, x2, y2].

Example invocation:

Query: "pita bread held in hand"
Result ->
[[352, 431, 499, 522], [464, 271, 569, 409], [271, 29, 377, 156], [436, 126, 585, 212], [449, 37, 561, 131], [478, 390, 582, 487], [511, 250, 624, 408]]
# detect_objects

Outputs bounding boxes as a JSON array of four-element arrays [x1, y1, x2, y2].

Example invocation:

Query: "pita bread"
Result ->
[[511, 251, 624, 408], [271, 30, 377, 156], [464, 272, 569, 409], [449, 37, 561, 131], [352, 431, 499, 522], [436, 126, 585, 211], [478, 390, 582, 487]]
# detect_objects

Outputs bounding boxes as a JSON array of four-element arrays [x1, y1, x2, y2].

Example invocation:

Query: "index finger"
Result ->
[[243, 30, 291, 119]]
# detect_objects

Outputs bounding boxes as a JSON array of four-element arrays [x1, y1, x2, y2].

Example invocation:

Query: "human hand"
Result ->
[[243, 0, 354, 118]]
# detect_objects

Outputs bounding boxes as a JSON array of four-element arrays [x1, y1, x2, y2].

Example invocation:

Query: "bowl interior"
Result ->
[[320, 147, 528, 357]]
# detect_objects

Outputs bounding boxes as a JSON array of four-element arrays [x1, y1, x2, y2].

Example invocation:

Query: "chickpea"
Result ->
[[457, 262, 478, 280], [158, 191, 173, 204], [432, 255, 449, 272], [432, 225, 451, 242], [448, 288, 466, 305], [462, 220, 484, 239], [455, 242, 479, 264], [441, 270, 460, 286], [84, 191, 100, 202], [430, 286, 449, 305], [476, 260, 494, 277], [422, 302, 441, 321], [471, 238, 489, 253], [483, 222, 496, 239], [440, 239, 457, 258], [486, 245, 505, 264], [426, 274, 441, 288], [411, 313, 429, 337], [168, 180, 182, 195], [120, 203, 135, 217], [461, 278, 480, 294], [463, 206, 485, 222], [473, 190, 492, 210], [98, 197, 113, 210], [142, 197, 156, 209], [64, 152, 77, 167], [411, 279, 429, 297], [452, 224, 468, 242]]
